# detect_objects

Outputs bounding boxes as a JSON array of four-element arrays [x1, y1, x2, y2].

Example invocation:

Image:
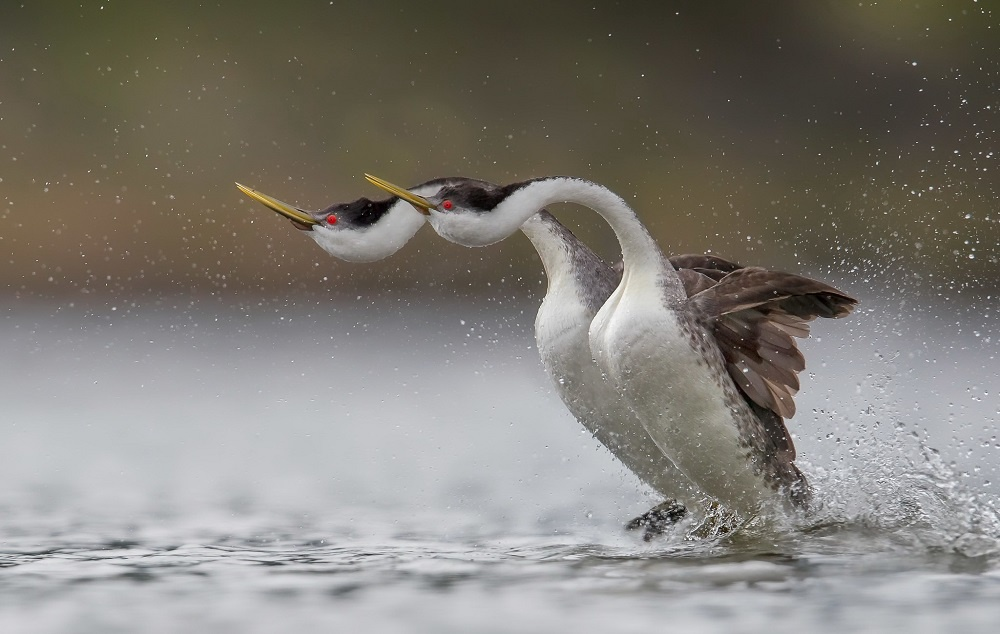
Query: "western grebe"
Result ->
[[364, 174, 857, 518], [237, 179, 747, 537]]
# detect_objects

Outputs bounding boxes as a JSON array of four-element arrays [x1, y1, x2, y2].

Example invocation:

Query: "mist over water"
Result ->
[[2, 294, 998, 632]]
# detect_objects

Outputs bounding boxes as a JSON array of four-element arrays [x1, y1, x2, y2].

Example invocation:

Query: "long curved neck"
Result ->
[[500, 177, 665, 274], [520, 211, 621, 313], [519, 212, 573, 292]]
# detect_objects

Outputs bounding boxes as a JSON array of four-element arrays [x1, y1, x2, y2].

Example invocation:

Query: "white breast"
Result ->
[[590, 272, 776, 515], [534, 278, 694, 502]]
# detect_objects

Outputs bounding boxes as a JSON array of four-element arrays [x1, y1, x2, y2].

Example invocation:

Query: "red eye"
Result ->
[[442, 200, 453, 211], [326, 214, 337, 225]]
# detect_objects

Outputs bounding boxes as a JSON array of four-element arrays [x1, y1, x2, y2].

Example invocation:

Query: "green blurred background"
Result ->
[[2, 1, 997, 303]]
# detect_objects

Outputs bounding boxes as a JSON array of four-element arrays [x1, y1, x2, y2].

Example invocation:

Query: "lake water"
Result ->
[[2, 295, 999, 633]]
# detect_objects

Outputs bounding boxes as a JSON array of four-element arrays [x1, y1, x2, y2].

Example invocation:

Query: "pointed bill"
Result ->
[[364, 174, 433, 215], [235, 183, 318, 226]]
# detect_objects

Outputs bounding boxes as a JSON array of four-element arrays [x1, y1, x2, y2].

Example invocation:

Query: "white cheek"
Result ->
[[305, 209, 425, 263]]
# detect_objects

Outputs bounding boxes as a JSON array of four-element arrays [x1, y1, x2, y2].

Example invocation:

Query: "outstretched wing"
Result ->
[[668, 254, 743, 280], [685, 266, 857, 419]]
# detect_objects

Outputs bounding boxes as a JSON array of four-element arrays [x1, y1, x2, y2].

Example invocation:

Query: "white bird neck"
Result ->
[[501, 178, 667, 276]]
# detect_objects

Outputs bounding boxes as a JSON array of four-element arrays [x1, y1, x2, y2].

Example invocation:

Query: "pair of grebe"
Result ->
[[236, 175, 855, 536]]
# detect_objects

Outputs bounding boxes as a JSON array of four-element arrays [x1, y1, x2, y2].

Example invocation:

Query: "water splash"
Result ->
[[795, 417, 1000, 558]]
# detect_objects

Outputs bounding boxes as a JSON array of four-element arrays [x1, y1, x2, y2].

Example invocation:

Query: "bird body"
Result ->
[[592, 274, 777, 514], [566, 181, 782, 514], [366, 174, 856, 517]]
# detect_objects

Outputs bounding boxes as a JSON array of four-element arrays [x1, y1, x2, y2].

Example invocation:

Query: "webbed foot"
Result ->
[[625, 499, 687, 541]]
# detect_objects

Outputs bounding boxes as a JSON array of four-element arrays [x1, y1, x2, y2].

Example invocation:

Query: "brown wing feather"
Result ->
[[646, 254, 856, 421], [675, 268, 719, 297], [694, 267, 857, 319], [687, 266, 858, 419], [668, 253, 744, 279]]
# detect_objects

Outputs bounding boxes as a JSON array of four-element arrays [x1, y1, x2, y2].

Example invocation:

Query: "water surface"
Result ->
[[2, 297, 999, 633]]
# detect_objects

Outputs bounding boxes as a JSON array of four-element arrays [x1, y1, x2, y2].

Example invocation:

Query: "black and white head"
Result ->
[[235, 178, 490, 262], [365, 174, 537, 248]]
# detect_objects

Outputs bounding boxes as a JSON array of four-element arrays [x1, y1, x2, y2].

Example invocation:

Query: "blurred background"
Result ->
[[2, 0, 996, 303]]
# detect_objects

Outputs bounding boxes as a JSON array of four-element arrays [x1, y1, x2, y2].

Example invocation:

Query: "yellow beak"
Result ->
[[235, 183, 318, 226], [364, 174, 434, 215]]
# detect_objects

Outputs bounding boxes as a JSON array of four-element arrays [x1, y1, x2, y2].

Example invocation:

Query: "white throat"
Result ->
[[504, 178, 666, 273]]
